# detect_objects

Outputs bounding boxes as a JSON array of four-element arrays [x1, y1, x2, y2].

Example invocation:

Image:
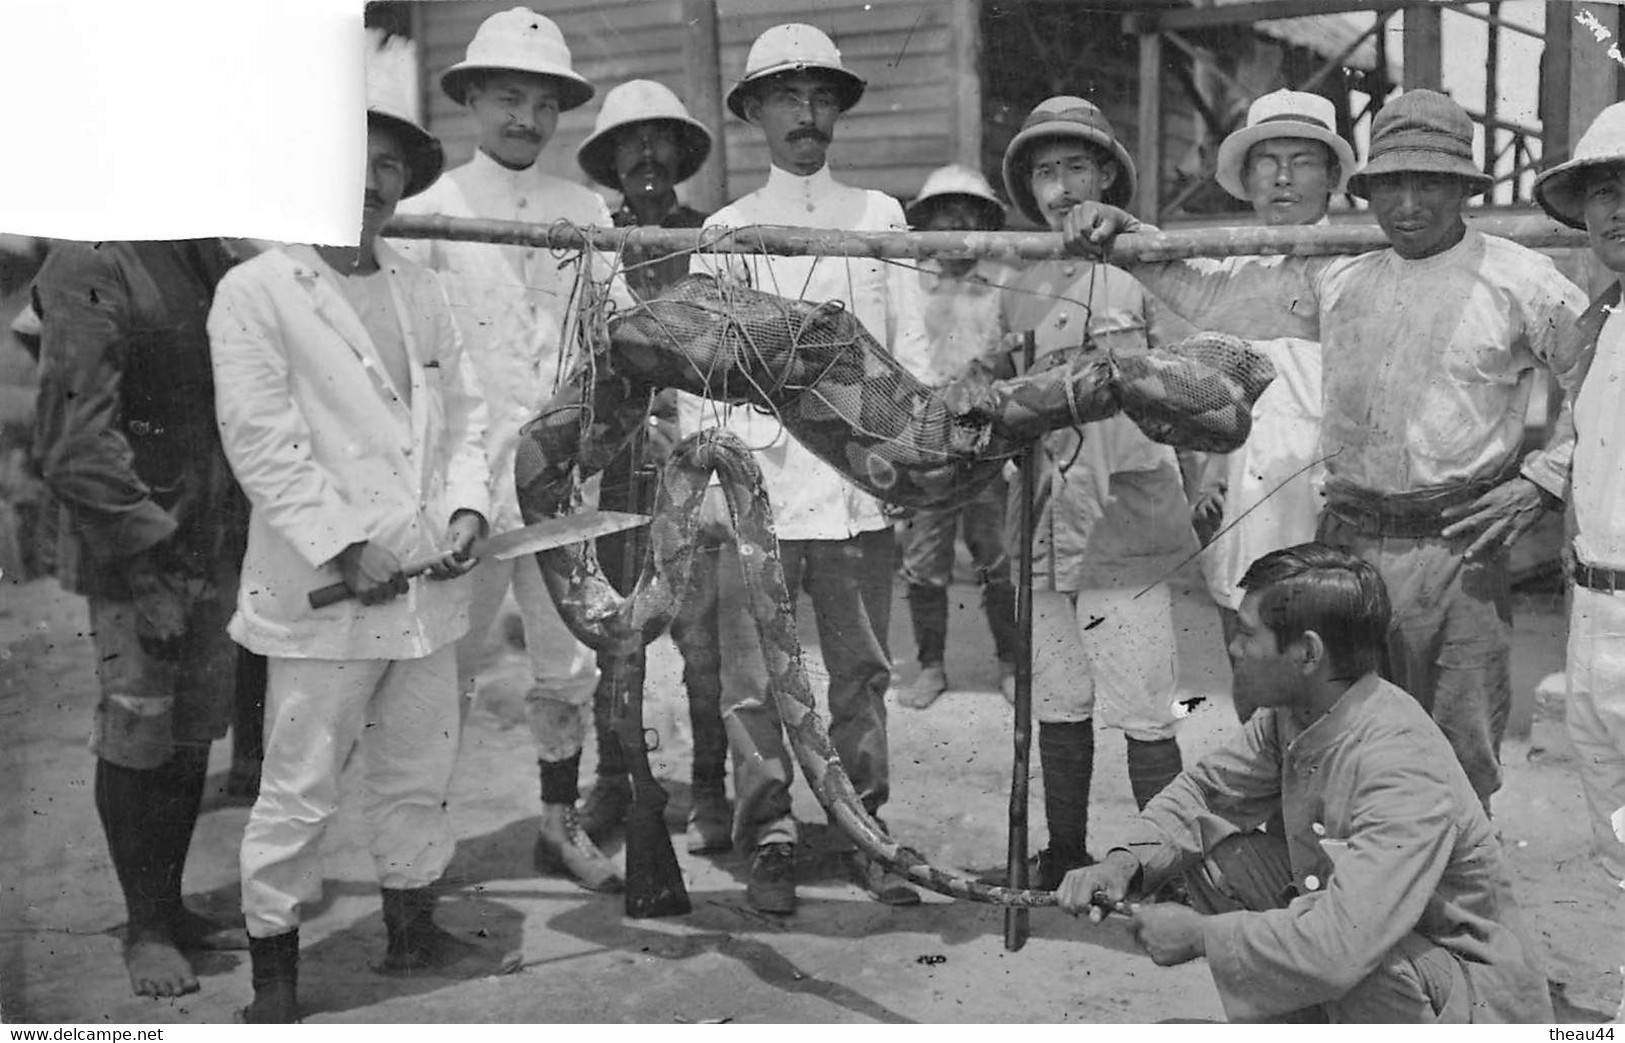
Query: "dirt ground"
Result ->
[[2, 564, 1622, 1024]]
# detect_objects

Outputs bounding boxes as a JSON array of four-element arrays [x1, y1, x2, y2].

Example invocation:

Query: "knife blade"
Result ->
[[307, 510, 652, 609]]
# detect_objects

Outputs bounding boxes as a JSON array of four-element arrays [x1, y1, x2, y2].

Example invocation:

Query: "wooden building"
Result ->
[[388, 0, 1396, 225]]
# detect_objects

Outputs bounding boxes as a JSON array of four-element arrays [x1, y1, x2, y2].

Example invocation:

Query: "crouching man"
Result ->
[[1057, 544, 1552, 1023], [209, 91, 491, 1022]]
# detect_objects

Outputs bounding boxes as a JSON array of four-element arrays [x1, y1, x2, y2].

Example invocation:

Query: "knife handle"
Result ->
[[305, 549, 459, 609]]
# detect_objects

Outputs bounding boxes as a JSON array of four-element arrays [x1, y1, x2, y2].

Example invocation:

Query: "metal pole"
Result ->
[[385, 212, 1586, 264], [1004, 329, 1039, 952], [1484, 1, 1500, 198]]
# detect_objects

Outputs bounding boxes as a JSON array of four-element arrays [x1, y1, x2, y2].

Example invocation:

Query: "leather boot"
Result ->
[[377, 887, 478, 975], [1127, 736, 1183, 811], [534, 803, 625, 893], [239, 930, 299, 1024]]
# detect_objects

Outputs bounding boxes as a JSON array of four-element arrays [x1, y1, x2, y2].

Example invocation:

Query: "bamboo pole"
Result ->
[[385, 212, 1586, 265]]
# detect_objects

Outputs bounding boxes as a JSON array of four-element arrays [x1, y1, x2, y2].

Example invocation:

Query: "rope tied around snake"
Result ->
[[512, 273, 1276, 907]]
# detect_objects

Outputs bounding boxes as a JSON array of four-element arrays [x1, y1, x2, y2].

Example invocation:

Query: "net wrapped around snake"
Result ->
[[514, 273, 1274, 906]]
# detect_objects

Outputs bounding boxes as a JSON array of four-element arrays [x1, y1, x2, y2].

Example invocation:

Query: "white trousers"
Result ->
[[456, 551, 599, 761], [1567, 586, 1625, 884], [241, 650, 459, 938], [1032, 584, 1178, 740]]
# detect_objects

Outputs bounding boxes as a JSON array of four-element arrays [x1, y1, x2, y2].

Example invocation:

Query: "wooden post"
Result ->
[[1483, 1, 1499, 199], [1401, 2, 1443, 91], [682, 0, 728, 214], [1542, 1, 1573, 166], [950, 0, 983, 171], [1570, 3, 1622, 151], [1137, 30, 1163, 222]]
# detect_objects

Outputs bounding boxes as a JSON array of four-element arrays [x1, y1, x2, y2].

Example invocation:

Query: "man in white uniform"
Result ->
[[1534, 102, 1625, 892], [684, 23, 930, 914], [214, 93, 491, 1023], [394, 7, 625, 892]]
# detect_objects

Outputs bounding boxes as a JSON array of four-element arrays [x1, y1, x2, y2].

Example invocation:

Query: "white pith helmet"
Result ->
[[725, 23, 865, 121], [906, 164, 1006, 229], [440, 7, 595, 111]]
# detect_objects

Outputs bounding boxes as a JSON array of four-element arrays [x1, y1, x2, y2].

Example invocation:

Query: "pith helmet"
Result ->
[[1536, 101, 1625, 229], [725, 23, 866, 121], [367, 58, 444, 198], [1215, 89, 1356, 200], [577, 80, 714, 191], [440, 7, 595, 111], [1003, 96, 1137, 221], [906, 164, 1006, 229], [1346, 89, 1493, 199]]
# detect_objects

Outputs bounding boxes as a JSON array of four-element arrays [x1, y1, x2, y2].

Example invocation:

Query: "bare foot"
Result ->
[[125, 931, 199, 998]]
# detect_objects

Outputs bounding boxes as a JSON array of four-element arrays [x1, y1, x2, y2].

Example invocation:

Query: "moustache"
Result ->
[[503, 128, 543, 143], [787, 128, 830, 145], [624, 161, 673, 184], [363, 192, 387, 210]]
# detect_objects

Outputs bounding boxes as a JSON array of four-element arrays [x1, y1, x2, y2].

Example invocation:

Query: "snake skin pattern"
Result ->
[[515, 274, 1274, 520], [513, 276, 1276, 908]]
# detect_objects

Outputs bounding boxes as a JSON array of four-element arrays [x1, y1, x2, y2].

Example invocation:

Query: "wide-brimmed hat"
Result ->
[[725, 23, 865, 121], [1346, 89, 1493, 199], [1536, 101, 1625, 229], [440, 7, 595, 111], [906, 164, 1006, 229], [577, 80, 714, 191], [1214, 89, 1355, 200], [1002, 96, 1136, 222], [367, 61, 443, 198]]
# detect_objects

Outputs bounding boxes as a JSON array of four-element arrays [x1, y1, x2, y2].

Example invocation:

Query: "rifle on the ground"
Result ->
[[613, 457, 691, 918], [1005, 329, 1038, 951]]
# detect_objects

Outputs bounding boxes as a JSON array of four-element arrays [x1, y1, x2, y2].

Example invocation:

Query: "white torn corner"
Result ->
[[1612, 804, 1625, 845]]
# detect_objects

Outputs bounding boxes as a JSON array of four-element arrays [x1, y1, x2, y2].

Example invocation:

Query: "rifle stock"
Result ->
[[614, 453, 691, 918], [613, 639, 692, 918]]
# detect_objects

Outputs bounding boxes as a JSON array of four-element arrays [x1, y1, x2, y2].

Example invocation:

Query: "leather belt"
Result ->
[[1323, 472, 1512, 541], [1572, 560, 1625, 594]]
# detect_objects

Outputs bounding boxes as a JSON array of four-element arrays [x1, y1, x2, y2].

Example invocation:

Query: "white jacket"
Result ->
[[209, 244, 490, 660], [394, 152, 628, 530]]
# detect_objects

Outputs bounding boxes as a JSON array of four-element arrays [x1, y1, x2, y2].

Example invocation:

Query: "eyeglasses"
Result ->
[[1250, 154, 1328, 181]]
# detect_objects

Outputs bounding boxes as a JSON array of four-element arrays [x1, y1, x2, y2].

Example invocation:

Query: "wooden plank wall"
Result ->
[[414, 0, 971, 208]]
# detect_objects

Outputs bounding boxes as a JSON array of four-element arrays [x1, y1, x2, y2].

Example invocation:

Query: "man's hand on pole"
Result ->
[[1061, 202, 1144, 257], [1056, 848, 1139, 924], [1439, 475, 1551, 561]]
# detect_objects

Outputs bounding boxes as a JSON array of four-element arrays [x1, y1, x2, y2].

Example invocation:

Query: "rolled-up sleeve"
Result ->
[[1520, 271, 1597, 499]]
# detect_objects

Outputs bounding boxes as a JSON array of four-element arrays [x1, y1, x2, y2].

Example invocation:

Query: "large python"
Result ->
[[514, 273, 1274, 906]]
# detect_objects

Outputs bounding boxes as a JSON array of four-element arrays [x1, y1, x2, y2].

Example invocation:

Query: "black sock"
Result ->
[[1038, 720, 1094, 865], [539, 753, 582, 806], [1127, 736, 1183, 811]]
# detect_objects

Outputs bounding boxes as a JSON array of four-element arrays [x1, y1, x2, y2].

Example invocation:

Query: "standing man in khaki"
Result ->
[[394, 7, 624, 892], [1064, 91, 1590, 811], [684, 23, 930, 914]]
